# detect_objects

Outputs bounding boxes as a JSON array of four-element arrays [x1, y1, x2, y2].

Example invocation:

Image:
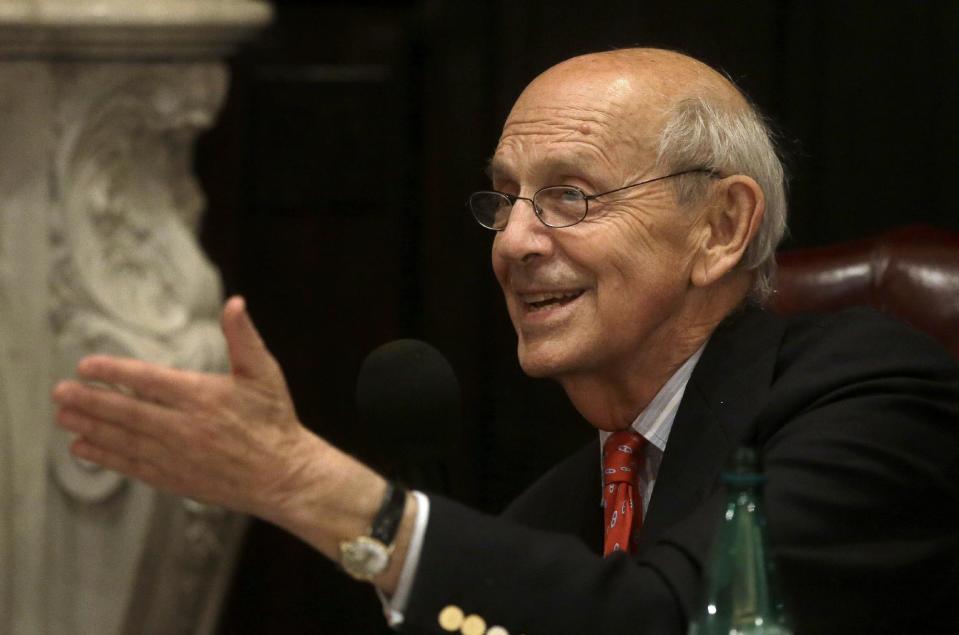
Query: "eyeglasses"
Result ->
[[468, 168, 718, 231]]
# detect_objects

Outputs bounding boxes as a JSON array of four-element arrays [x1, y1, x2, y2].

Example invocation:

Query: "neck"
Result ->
[[560, 274, 751, 431]]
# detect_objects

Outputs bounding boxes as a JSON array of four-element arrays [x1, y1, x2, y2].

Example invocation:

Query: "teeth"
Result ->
[[526, 291, 577, 302], [523, 290, 583, 308]]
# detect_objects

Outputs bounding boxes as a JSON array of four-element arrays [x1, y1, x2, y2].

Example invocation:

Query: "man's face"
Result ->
[[490, 70, 703, 383]]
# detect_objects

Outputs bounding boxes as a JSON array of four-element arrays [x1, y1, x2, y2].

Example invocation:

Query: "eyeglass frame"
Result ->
[[468, 167, 720, 231]]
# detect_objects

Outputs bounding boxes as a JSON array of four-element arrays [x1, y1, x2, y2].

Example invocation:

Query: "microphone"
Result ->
[[355, 339, 461, 490]]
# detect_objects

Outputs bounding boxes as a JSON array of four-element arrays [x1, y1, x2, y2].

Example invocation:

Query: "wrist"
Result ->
[[339, 482, 409, 581], [260, 431, 386, 559], [250, 428, 416, 594]]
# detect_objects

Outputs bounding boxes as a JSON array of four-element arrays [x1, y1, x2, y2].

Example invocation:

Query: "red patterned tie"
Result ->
[[602, 430, 647, 557]]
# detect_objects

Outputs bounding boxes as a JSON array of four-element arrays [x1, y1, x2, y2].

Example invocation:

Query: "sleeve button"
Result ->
[[438, 605, 464, 631], [461, 614, 486, 635]]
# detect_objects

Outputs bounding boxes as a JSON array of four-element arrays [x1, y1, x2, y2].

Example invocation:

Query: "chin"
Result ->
[[518, 358, 554, 378], [516, 339, 577, 379]]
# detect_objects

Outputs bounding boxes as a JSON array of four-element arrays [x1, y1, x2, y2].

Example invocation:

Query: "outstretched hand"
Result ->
[[53, 296, 412, 591], [52, 296, 327, 522]]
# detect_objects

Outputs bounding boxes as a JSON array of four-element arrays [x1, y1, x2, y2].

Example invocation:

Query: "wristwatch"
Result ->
[[339, 481, 409, 581]]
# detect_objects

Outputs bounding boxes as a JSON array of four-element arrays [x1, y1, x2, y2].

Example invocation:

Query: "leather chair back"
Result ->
[[770, 225, 959, 359]]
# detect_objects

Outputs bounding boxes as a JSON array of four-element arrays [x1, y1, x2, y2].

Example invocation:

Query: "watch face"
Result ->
[[340, 536, 390, 580]]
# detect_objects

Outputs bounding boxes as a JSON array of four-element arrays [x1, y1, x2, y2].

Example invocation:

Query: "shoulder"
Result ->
[[715, 303, 957, 378], [762, 307, 958, 423], [777, 306, 957, 375]]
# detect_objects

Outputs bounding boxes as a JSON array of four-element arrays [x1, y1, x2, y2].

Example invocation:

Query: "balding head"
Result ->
[[527, 48, 749, 108], [512, 49, 748, 150]]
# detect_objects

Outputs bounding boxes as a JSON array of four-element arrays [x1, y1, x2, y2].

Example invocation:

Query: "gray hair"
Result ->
[[655, 96, 787, 302]]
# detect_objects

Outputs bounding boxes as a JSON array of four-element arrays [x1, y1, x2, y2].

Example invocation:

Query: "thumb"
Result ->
[[221, 296, 276, 379]]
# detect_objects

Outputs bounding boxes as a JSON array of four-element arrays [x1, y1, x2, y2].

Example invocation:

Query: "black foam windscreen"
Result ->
[[355, 339, 461, 460]]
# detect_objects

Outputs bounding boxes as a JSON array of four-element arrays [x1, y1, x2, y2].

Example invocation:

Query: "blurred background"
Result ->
[[195, 1, 959, 632]]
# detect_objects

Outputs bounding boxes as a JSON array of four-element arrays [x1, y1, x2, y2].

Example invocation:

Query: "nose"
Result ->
[[492, 197, 554, 263]]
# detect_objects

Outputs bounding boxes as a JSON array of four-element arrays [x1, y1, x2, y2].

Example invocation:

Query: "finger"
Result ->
[[221, 295, 278, 380], [53, 380, 184, 444], [71, 436, 170, 491], [74, 356, 201, 409], [59, 407, 175, 471]]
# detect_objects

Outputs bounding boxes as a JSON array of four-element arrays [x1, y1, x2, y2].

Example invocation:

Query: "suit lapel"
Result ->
[[637, 306, 785, 552], [556, 439, 603, 553], [503, 437, 604, 554]]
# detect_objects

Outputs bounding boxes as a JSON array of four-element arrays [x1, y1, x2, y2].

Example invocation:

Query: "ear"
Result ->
[[691, 175, 765, 288]]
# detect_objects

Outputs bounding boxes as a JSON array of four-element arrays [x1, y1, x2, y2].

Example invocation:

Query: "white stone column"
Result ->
[[0, 2, 271, 633]]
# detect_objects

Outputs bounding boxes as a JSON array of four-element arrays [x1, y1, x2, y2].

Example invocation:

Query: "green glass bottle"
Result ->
[[688, 447, 793, 635]]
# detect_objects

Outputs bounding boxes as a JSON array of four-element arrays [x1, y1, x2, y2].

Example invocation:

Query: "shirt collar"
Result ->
[[598, 342, 706, 452]]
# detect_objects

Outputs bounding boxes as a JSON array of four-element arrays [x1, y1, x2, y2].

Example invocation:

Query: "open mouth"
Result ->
[[523, 290, 585, 312]]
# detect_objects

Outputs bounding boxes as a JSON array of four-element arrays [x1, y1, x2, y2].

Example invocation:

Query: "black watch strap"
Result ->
[[371, 481, 408, 545]]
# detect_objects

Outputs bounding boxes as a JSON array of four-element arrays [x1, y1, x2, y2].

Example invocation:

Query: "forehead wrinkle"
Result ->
[[495, 120, 626, 181], [501, 104, 624, 146], [492, 138, 619, 185], [504, 108, 654, 171], [506, 103, 618, 128]]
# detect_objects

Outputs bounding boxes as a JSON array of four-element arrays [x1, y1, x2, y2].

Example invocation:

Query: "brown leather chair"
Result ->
[[770, 225, 959, 360]]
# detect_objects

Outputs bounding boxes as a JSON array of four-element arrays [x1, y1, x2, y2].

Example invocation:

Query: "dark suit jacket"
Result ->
[[401, 307, 959, 634]]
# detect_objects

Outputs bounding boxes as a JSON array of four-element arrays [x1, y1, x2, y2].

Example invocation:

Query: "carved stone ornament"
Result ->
[[0, 1, 271, 633], [48, 63, 232, 504]]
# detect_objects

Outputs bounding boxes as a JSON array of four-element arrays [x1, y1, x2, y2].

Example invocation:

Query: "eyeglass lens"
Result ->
[[469, 193, 513, 229], [535, 186, 587, 227], [469, 186, 587, 230]]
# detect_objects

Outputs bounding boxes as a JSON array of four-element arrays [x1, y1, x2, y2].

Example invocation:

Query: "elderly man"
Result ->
[[53, 49, 959, 634]]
